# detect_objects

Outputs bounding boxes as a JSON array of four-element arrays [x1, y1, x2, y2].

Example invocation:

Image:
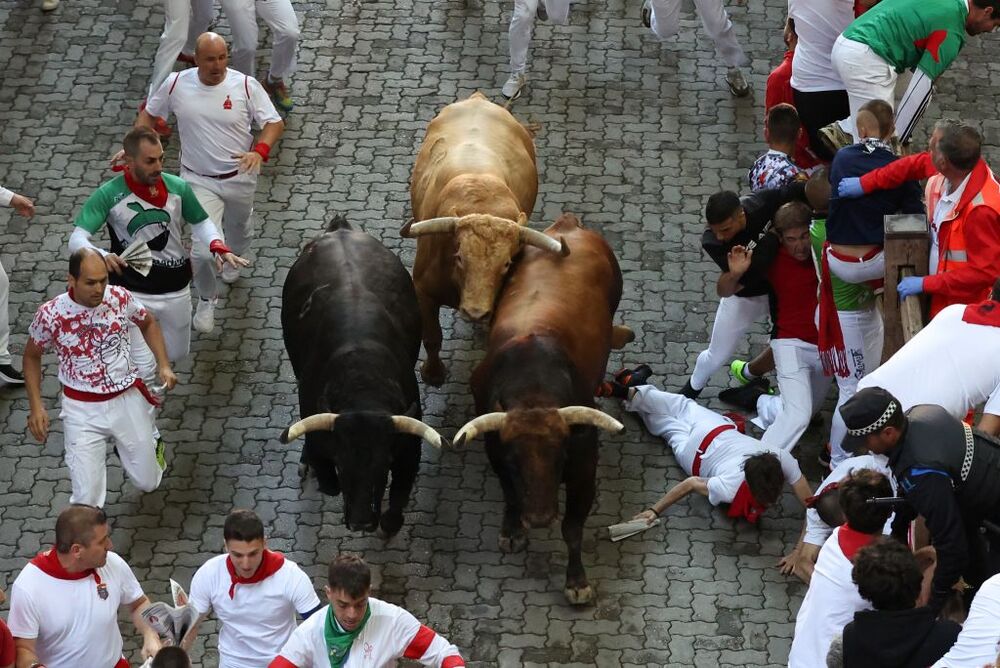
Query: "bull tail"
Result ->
[[325, 214, 353, 232]]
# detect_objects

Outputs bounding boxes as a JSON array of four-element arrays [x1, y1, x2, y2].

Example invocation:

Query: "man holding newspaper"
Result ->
[[6, 505, 163, 668], [69, 126, 248, 378]]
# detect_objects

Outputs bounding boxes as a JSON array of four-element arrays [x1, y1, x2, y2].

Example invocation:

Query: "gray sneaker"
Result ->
[[726, 67, 751, 97], [501, 72, 526, 100]]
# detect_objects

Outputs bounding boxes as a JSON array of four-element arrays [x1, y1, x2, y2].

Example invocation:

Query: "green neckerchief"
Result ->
[[324, 603, 372, 667]]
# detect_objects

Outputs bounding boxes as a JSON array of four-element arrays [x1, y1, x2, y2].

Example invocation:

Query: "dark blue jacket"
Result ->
[[827, 143, 925, 245]]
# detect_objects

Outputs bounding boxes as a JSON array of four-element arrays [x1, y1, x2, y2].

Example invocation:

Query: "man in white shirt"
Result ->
[[932, 572, 1000, 667], [607, 374, 812, 526], [827, 294, 1000, 447], [778, 454, 895, 583], [0, 184, 34, 385], [787, 0, 853, 160], [135, 32, 285, 334], [183, 509, 322, 667], [7, 504, 163, 668], [788, 469, 894, 668], [269, 553, 466, 668], [22, 249, 178, 507]]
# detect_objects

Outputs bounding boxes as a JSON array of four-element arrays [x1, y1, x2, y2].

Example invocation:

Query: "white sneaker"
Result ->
[[501, 72, 526, 100], [193, 299, 216, 333], [221, 264, 241, 284], [41, 0, 59, 10], [726, 67, 751, 97]]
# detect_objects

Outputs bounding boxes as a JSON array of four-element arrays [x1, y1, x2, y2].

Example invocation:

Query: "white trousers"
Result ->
[[508, 0, 571, 74], [147, 0, 216, 99], [61, 390, 163, 507], [648, 0, 748, 68], [223, 0, 301, 80], [690, 294, 770, 391], [0, 258, 10, 366], [182, 169, 258, 301], [129, 288, 192, 383], [626, 385, 732, 471], [828, 250, 885, 285], [831, 35, 896, 138], [754, 339, 833, 452], [829, 306, 884, 466]]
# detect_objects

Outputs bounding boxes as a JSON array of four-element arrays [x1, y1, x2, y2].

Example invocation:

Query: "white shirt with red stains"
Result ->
[[28, 286, 147, 394]]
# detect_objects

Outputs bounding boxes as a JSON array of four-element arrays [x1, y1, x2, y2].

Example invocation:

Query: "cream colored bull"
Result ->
[[404, 92, 566, 386]]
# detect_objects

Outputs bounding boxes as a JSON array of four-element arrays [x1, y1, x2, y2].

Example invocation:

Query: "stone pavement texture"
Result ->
[[0, 0, 998, 664]]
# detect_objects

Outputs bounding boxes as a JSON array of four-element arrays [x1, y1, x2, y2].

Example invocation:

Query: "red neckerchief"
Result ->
[[30, 548, 102, 585], [963, 299, 1000, 328], [837, 524, 878, 560], [123, 169, 168, 209], [226, 549, 285, 599], [726, 482, 767, 524]]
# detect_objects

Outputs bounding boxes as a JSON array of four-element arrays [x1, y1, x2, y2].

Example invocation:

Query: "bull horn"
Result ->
[[391, 415, 446, 449], [453, 412, 507, 448], [520, 226, 569, 256], [280, 413, 339, 443], [403, 217, 460, 237], [557, 406, 624, 434]]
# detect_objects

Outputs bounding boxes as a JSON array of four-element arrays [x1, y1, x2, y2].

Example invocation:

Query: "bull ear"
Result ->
[[516, 212, 528, 226]]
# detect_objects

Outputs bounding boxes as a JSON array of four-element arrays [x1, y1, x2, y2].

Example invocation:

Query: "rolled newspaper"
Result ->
[[607, 518, 661, 542]]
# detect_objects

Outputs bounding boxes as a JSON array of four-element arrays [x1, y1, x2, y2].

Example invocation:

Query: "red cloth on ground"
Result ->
[[767, 246, 820, 344], [765, 51, 820, 170]]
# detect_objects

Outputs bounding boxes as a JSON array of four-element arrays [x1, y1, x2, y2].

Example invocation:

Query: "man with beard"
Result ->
[[71, 127, 248, 384]]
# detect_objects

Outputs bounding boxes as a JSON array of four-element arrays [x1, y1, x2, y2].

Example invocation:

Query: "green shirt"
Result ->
[[843, 0, 968, 80], [810, 218, 876, 312], [75, 172, 209, 294]]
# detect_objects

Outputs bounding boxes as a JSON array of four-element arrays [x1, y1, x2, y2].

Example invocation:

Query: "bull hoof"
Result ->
[[564, 583, 594, 606], [498, 531, 528, 553], [420, 360, 447, 387], [379, 511, 404, 538]]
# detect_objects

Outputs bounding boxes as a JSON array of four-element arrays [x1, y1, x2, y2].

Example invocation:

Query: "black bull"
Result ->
[[280, 216, 441, 535]]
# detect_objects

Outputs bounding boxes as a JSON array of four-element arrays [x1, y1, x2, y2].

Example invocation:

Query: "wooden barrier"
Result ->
[[882, 214, 930, 362]]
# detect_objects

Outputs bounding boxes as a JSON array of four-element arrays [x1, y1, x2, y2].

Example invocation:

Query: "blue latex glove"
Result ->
[[897, 276, 925, 300], [838, 177, 864, 199]]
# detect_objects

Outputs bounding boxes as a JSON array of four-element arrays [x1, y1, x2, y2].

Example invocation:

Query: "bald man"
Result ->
[[136, 33, 284, 335], [818, 99, 924, 466]]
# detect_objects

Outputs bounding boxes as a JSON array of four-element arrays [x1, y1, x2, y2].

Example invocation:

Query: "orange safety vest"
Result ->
[[925, 160, 1000, 317]]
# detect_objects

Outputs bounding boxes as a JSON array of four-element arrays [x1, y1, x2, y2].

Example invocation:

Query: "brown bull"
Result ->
[[454, 213, 634, 605], [404, 92, 566, 386]]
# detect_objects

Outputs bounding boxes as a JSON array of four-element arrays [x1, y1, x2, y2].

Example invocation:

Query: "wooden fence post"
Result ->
[[882, 214, 930, 362]]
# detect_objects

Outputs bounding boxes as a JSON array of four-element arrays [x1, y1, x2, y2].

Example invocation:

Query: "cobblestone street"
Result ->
[[0, 0, 998, 664]]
